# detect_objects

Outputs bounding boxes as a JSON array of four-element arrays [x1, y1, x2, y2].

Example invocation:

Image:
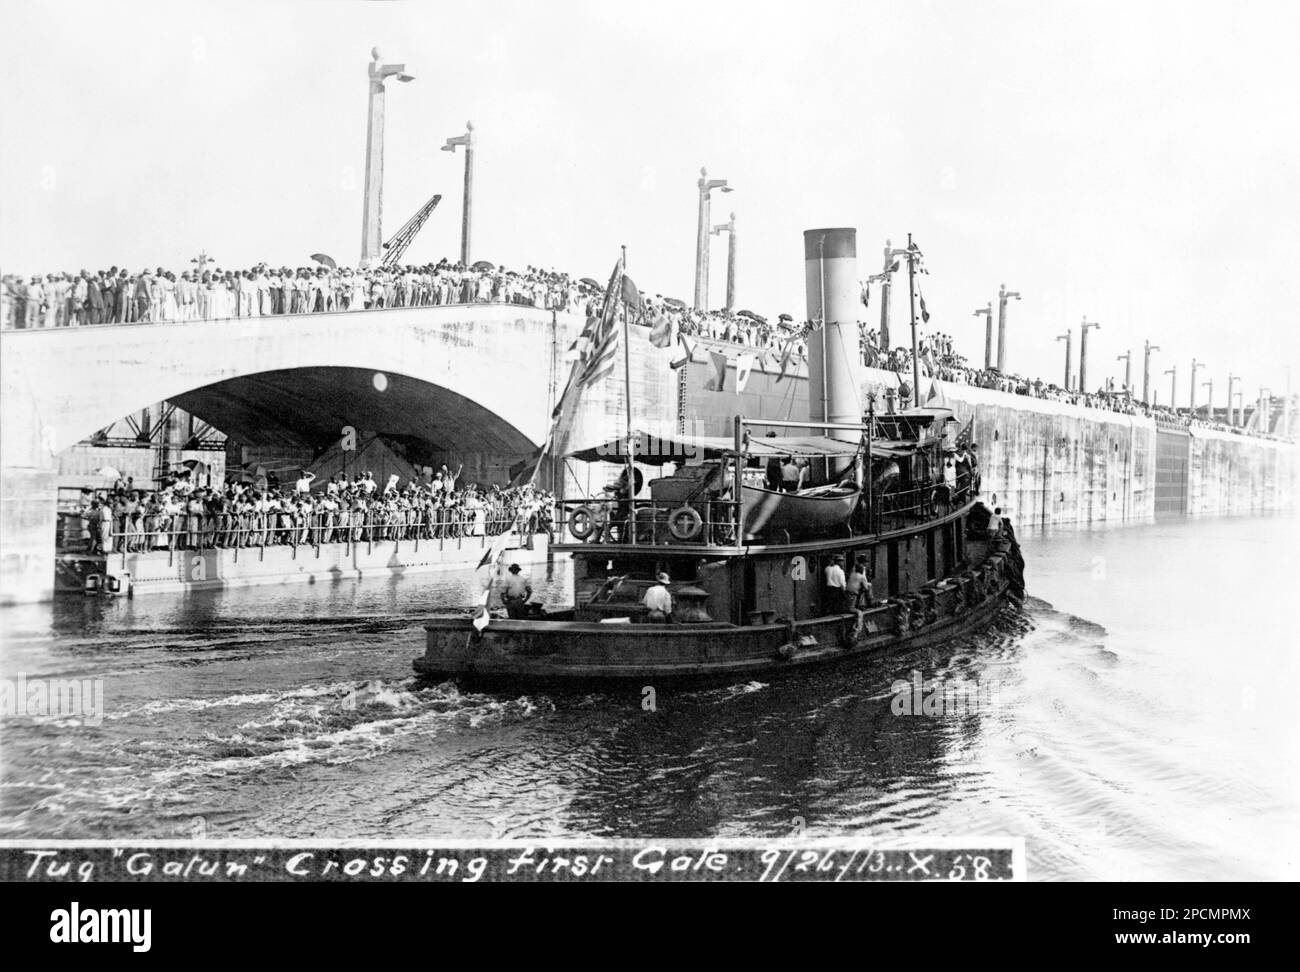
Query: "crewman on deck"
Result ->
[[763, 432, 783, 490], [643, 572, 673, 622], [824, 553, 849, 612], [501, 563, 533, 619], [847, 556, 873, 609], [780, 456, 804, 492], [988, 507, 1004, 538]]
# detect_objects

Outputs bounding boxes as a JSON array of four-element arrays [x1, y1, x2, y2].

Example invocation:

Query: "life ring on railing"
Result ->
[[567, 506, 598, 541], [667, 506, 703, 542]]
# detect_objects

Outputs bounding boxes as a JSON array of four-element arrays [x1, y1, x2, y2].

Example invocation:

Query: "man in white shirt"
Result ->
[[642, 572, 673, 622], [500, 563, 533, 619], [294, 470, 315, 495], [823, 553, 848, 612], [988, 507, 1004, 538]]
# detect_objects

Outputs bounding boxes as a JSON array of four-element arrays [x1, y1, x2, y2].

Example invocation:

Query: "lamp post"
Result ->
[[1056, 330, 1072, 391], [1143, 340, 1160, 405], [1164, 365, 1177, 409], [441, 121, 474, 267], [693, 167, 732, 310], [905, 235, 924, 405], [1201, 379, 1213, 420], [1116, 350, 1132, 395], [1079, 317, 1100, 395], [1231, 389, 1244, 429], [973, 303, 993, 370], [1258, 387, 1271, 434], [877, 240, 909, 353], [1188, 357, 1203, 414], [996, 283, 1021, 372], [711, 211, 737, 313], [1226, 373, 1239, 426], [360, 47, 415, 267]]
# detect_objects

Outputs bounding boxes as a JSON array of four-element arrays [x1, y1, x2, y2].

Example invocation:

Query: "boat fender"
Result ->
[[890, 600, 911, 633], [568, 505, 598, 541], [667, 506, 703, 542], [84, 573, 102, 595], [104, 574, 121, 595]]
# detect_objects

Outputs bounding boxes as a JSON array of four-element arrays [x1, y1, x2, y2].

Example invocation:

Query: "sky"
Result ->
[[2, 0, 1297, 405]]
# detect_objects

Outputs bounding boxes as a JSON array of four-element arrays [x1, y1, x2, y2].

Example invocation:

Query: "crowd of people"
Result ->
[[0, 260, 606, 328], [7, 251, 1284, 440], [71, 466, 555, 554]]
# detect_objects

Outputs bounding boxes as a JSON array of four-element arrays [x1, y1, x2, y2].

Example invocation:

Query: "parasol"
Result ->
[[181, 459, 208, 475], [470, 260, 495, 271], [94, 466, 122, 480], [310, 253, 338, 269], [663, 297, 687, 309], [579, 277, 602, 289], [737, 310, 767, 324]]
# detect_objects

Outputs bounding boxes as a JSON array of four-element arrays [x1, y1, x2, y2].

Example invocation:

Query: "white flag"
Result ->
[[736, 353, 756, 393]]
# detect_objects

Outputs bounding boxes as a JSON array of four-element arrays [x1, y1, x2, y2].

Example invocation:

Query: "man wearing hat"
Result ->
[[643, 571, 673, 623], [501, 562, 533, 619], [823, 553, 849, 612]]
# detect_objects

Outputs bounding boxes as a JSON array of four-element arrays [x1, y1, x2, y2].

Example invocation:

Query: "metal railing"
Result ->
[[553, 472, 975, 548], [59, 508, 549, 561], [556, 497, 741, 547]]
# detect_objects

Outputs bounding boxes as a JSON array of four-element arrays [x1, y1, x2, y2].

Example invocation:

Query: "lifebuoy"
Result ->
[[84, 574, 101, 595], [104, 575, 121, 595], [567, 505, 597, 541], [667, 506, 703, 542]]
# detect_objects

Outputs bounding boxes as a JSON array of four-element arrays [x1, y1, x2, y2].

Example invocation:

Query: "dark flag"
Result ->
[[919, 292, 931, 324], [649, 310, 674, 349], [621, 275, 643, 319], [704, 351, 729, 392]]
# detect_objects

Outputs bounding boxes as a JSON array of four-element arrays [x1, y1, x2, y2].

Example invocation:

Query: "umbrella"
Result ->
[[310, 253, 338, 269], [737, 310, 767, 324], [470, 260, 495, 272], [663, 297, 687, 309], [181, 459, 208, 475], [579, 277, 602, 289], [94, 466, 122, 480]]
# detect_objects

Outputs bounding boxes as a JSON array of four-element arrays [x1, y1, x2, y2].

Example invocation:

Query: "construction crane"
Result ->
[[380, 193, 442, 267]]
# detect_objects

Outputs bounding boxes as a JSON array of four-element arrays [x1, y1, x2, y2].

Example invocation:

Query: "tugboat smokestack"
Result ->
[[804, 227, 863, 448]]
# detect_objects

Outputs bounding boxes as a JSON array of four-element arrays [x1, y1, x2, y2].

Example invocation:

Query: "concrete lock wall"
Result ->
[[665, 337, 1294, 527]]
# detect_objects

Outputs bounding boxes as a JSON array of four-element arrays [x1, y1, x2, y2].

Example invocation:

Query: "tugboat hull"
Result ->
[[415, 539, 1021, 689]]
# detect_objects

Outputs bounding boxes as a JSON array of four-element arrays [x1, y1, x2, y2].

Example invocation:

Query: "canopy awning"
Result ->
[[567, 430, 913, 465]]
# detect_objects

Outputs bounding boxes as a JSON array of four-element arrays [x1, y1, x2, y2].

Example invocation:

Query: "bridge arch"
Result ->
[[1, 303, 583, 462]]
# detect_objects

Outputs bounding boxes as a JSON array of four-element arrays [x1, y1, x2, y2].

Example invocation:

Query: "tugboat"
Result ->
[[414, 227, 1025, 687]]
